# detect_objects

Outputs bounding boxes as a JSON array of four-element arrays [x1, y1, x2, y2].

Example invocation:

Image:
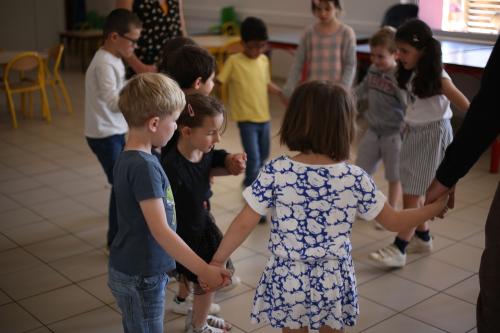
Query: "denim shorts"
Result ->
[[108, 267, 169, 333]]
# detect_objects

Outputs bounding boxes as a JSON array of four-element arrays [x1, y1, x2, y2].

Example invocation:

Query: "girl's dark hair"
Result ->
[[311, 0, 342, 12], [157, 37, 197, 72], [395, 19, 443, 98], [280, 81, 356, 161], [177, 94, 226, 132]]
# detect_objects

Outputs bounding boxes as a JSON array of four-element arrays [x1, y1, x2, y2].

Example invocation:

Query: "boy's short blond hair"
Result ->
[[119, 73, 186, 127], [370, 26, 397, 53]]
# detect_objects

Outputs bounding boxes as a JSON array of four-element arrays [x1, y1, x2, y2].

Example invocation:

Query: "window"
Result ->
[[419, 0, 500, 35]]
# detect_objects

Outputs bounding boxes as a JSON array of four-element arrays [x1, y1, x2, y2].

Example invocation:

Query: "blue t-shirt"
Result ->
[[110, 150, 176, 276]]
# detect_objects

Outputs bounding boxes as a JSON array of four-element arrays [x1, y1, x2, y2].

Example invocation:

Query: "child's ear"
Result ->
[[147, 116, 160, 132], [180, 126, 191, 137], [193, 77, 203, 89]]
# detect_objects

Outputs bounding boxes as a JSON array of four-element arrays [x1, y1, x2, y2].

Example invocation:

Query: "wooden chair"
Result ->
[[0, 52, 50, 128], [45, 44, 73, 114]]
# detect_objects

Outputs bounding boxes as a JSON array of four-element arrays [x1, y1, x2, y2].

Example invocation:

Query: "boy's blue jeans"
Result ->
[[108, 267, 169, 333], [86, 134, 125, 246], [238, 121, 270, 187]]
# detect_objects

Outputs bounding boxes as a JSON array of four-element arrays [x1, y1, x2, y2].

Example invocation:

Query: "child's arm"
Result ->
[[268, 82, 288, 106], [340, 28, 357, 87], [211, 204, 261, 265], [442, 77, 470, 113], [375, 194, 448, 231], [123, 53, 158, 74], [140, 198, 230, 288], [282, 33, 308, 97]]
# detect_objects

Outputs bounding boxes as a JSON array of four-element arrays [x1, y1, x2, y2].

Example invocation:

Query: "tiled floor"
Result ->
[[0, 66, 495, 333]]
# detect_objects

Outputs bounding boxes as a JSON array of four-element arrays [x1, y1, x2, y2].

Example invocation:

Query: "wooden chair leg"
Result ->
[[28, 92, 33, 118], [6, 92, 18, 128], [56, 74, 73, 114], [20, 92, 26, 117], [50, 82, 61, 111], [40, 85, 51, 123]]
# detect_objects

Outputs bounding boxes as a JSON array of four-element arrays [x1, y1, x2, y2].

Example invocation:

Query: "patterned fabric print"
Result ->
[[245, 156, 385, 329], [133, 0, 182, 65], [307, 27, 343, 82]]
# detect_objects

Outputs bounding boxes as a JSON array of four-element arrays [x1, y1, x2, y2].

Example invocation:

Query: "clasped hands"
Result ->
[[198, 261, 233, 292]]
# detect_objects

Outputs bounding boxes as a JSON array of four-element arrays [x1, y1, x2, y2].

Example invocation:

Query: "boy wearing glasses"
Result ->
[[84, 8, 142, 249], [217, 18, 283, 223]]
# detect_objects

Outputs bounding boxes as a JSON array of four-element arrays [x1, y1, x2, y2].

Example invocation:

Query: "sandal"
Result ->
[[187, 324, 224, 333], [207, 315, 232, 331]]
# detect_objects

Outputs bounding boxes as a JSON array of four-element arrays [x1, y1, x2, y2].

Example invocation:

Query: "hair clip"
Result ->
[[412, 34, 420, 43], [187, 104, 195, 117]]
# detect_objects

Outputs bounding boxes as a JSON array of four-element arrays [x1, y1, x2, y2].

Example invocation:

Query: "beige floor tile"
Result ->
[[50, 178, 105, 196], [242, 224, 272, 256], [218, 291, 267, 332], [232, 254, 269, 288], [404, 293, 475, 333], [73, 189, 110, 214], [0, 302, 43, 333], [78, 274, 114, 304], [431, 215, 484, 241], [74, 224, 107, 248], [31, 169, 83, 186], [0, 177, 44, 195], [0, 167, 25, 182], [0, 233, 17, 252], [362, 313, 446, 333], [358, 274, 436, 311], [0, 248, 43, 276], [444, 274, 479, 304], [49, 209, 106, 233], [0, 264, 70, 300], [351, 230, 378, 249], [30, 197, 93, 220], [0, 289, 12, 306], [448, 205, 491, 226], [19, 285, 103, 324], [214, 281, 253, 303], [16, 160, 62, 176], [394, 257, 474, 291], [231, 246, 258, 262], [430, 243, 483, 272], [349, 296, 396, 333], [51, 250, 107, 282], [23, 326, 52, 332], [25, 235, 94, 262], [0, 193, 21, 212], [250, 325, 281, 333], [468, 328, 478, 333], [9, 187, 65, 206], [2, 221, 67, 246], [48, 306, 122, 333], [463, 232, 485, 249], [0, 207, 43, 231], [353, 261, 387, 285]]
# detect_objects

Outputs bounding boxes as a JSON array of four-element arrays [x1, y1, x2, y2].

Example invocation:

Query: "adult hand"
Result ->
[[425, 178, 455, 218]]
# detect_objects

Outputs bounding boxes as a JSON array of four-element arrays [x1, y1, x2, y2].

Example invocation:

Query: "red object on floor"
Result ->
[[490, 138, 500, 173]]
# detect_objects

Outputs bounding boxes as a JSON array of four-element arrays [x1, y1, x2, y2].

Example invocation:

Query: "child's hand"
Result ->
[[279, 94, 289, 107], [225, 153, 247, 175], [428, 193, 450, 219], [198, 264, 232, 291]]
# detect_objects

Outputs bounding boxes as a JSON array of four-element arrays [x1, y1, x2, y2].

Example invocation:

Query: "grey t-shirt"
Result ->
[[110, 150, 176, 276], [355, 65, 407, 136]]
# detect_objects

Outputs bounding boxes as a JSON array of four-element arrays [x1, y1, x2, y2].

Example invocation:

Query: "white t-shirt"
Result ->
[[404, 70, 453, 126], [84, 48, 128, 138]]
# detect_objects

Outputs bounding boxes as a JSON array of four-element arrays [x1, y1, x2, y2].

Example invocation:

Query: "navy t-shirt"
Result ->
[[110, 150, 176, 276]]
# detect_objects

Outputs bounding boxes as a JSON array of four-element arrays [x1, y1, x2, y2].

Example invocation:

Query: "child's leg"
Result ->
[[282, 327, 309, 333], [178, 281, 190, 299], [192, 292, 213, 329], [319, 325, 345, 333], [108, 268, 168, 333], [388, 181, 402, 208], [257, 121, 271, 168], [397, 193, 425, 242], [238, 122, 260, 187]]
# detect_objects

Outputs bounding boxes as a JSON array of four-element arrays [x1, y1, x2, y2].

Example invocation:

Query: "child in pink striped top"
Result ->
[[283, 0, 357, 97]]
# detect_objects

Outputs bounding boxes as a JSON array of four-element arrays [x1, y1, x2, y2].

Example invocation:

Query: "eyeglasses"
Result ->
[[118, 33, 140, 45]]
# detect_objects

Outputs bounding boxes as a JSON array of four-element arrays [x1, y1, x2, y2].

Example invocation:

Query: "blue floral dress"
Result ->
[[243, 156, 385, 329]]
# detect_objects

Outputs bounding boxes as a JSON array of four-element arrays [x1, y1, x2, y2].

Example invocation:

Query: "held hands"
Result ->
[[225, 153, 247, 175], [198, 263, 232, 291], [425, 178, 455, 218]]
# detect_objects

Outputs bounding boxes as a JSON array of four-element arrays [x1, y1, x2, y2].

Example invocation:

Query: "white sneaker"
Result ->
[[185, 310, 231, 332], [186, 324, 224, 333], [407, 236, 433, 254], [368, 244, 406, 267], [173, 296, 221, 316], [219, 275, 241, 292]]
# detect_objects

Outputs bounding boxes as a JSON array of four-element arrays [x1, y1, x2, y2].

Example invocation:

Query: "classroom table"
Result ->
[[59, 29, 103, 72], [191, 35, 241, 54]]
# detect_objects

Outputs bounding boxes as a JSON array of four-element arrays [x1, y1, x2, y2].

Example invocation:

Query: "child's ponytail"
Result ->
[[396, 19, 443, 98]]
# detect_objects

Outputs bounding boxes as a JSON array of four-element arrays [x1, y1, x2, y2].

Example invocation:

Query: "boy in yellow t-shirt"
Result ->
[[217, 17, 283, 197]]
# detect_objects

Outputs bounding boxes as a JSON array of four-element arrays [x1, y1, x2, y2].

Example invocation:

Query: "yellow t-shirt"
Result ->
[[217, 53, 270, 122]]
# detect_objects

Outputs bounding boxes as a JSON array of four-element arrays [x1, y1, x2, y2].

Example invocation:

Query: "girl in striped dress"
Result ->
[[369, 19, 470, 268], [282, 0, 357, 97]]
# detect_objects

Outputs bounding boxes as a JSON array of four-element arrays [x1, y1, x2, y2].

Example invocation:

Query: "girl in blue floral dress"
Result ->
[[210, 81, 448, 332]]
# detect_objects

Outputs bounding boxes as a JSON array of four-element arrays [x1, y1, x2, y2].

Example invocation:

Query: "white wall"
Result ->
[[0, 0, 65, 50]]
